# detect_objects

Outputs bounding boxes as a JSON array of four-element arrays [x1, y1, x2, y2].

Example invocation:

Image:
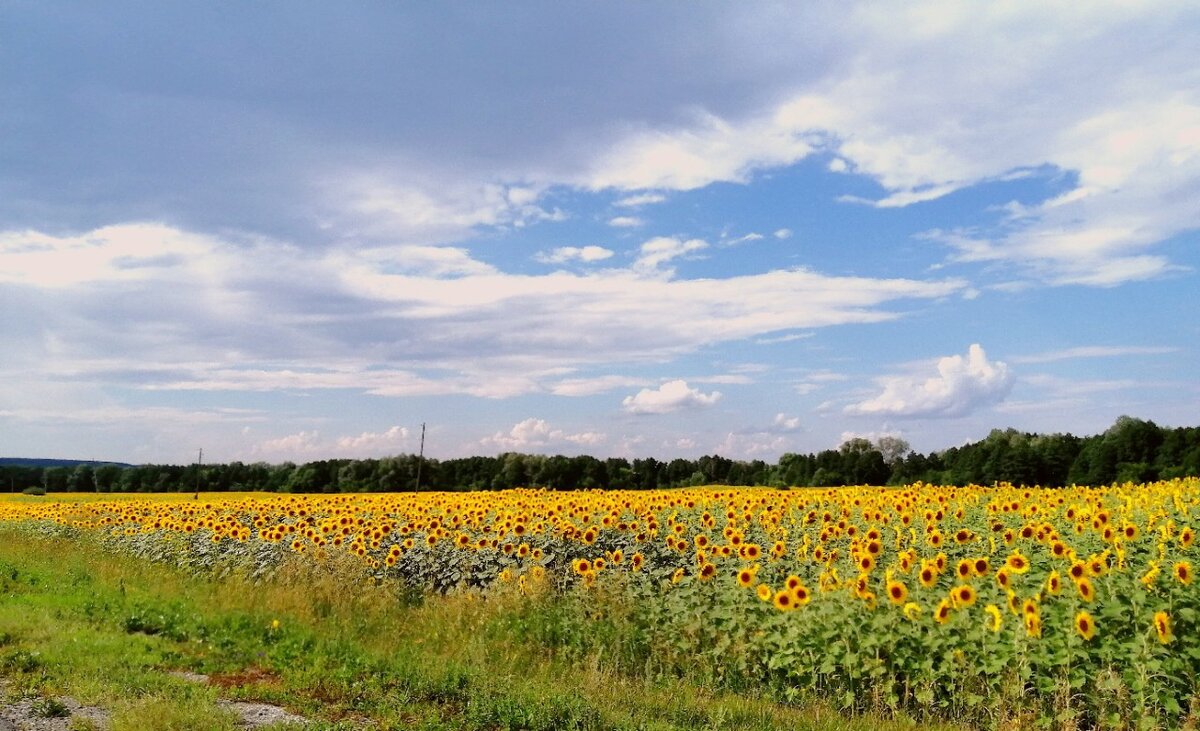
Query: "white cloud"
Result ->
[[250, 425, 416, 461], [846, 344, 1013, 418], [250, 431, 325, 461], [335, 425, 411, 453], [481, 418, 605, 452], [633, 236, 708, 272], [723, 232, 764, 247], [614, 193, 667, 208], [607, 216, 644, 228], [576, 4, 1200, 286], [535, 246, 614, 264], [0, 223, 229, 288], [1012, 345, 1180, 364], [715, 431, 789, 459], [773, 413, 802, 432], [755, 332, 811, 345], [586, 104, 828, 191], [839, 429, 903, 447], [0, 224, 964, 405], [336, 177, 564, 243], [622, 379, 721, 415], [773, 228, 793, 239], [548, 375, 651, 397]]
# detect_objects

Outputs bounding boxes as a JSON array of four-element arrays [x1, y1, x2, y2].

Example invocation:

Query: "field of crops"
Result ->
[[3, 480, 1198, 729]]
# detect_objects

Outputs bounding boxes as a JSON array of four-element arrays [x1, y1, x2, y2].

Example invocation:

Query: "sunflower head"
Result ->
[[1154, 610, 1173, 644], [1075, 611, 1096, 641], [954, 584, 977, 608], [984, 604, 1003, 633]]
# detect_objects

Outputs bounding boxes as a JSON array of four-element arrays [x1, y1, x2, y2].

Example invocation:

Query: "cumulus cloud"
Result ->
[[535, 246, 614, 264], [846, 344, 1013, 418], [773, 228, 793, 239], [251, 425, 415, 460], [622, 379, 721, 415], [481, 418, 605, 452], [773, 413, 802, 432]]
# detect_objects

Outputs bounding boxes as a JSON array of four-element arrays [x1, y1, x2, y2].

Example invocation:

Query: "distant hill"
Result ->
[[0, 458, 133, 468]]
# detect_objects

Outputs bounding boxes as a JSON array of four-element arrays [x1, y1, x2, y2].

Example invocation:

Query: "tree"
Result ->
[[875, 436, 911, 466]]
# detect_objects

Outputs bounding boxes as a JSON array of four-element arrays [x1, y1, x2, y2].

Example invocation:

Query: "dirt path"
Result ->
[[2, 676, 310, 730]]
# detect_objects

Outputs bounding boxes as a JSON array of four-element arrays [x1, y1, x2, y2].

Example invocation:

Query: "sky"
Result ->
[[1, 1, 1198, 465]]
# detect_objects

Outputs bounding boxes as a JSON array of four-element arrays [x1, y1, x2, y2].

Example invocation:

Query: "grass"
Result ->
[[0, 527, 960, 731]]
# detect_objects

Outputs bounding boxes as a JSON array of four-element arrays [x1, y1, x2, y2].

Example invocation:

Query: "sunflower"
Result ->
[[1006, 552, 1030, 574], [902, 602, 922, 621], [1181, 527, 1195, 550], [698, 562, 717, 581], [1076, 577, 1095, 602], [957, 559, 973, 580], [973, 557, 990, 576], [1175, 560, 1193, 585], [919, 564, 938, 588], [756, 583, 773, 602], [1046, 570, 1062, 595], [934, 553, 948, 572], [1075, 611, 1096, 641], [792, 584, 812, 606], [671, 567, 686, 584], [1154, 610, 1173, 644], [1068, 561, 1088, 581], [773, 589, 796, 611], [953, 584, 977, 608], [886, 580, 909, 605], [1024, 611, 1042, 638], [737, 566, 757, 588], [935, 598, 953, 624], [1140, 562, 1159, 586], [996, 567, 1011, 590], [985, 604, 1003, 633]]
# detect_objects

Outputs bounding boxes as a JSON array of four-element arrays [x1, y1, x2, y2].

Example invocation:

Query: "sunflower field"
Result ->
[[2, 479, 1198, 729]]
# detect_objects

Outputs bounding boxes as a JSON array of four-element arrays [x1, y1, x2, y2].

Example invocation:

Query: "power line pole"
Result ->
[[194, 448, 202, 500], [414, 423, 425, 492]]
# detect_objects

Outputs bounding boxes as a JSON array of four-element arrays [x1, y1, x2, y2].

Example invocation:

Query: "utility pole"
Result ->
[[194, 448, 202, 500], [414, 423, 425, 492]]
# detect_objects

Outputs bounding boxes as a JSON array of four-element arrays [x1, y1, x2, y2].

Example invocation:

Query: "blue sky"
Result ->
[[1, 2, 1198, 464]]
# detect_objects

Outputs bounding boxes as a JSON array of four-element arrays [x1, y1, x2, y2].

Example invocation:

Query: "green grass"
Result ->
[[0, 529, 959, 730]]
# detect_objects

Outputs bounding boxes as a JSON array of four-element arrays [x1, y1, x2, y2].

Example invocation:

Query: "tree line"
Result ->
[[3, 416, 1198, 495]]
